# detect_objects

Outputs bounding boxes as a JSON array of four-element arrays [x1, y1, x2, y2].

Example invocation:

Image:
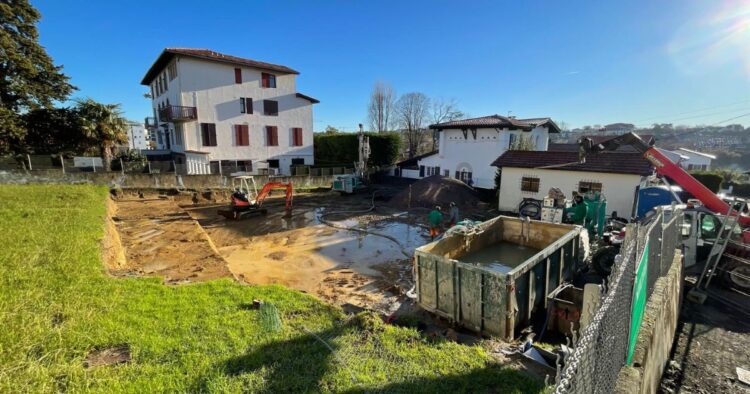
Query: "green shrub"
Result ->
[[732, 183, 750, 198], [690, 171, 723, 193], [314, 132, 400, 167]]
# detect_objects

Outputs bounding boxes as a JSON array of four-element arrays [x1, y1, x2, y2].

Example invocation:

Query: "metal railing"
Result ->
[[158, 105, 197, 122]]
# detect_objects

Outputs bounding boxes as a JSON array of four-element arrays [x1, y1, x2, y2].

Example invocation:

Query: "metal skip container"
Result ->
[[415, 216, 585, 341]]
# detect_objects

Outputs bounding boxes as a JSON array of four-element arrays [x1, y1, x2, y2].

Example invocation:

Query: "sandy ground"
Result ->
[[111, 190, 431, 315], [110, 198, 231, 283], [661, 281, 750, 393]]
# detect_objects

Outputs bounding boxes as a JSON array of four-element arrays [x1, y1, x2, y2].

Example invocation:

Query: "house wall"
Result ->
[[148, 56, 314, 175], [498, 167, 643, 217], [664, 149, 713, 171], [418, 126, 550, 189]]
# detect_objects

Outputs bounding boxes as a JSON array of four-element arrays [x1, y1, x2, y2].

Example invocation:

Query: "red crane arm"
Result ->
[[579, 133, 749, 227], [255, 182, 294, 211]]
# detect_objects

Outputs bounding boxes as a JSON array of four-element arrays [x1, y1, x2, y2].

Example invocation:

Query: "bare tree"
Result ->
[[367, 81, 395, 133], [395, 92, 430, 158], [430, 98, 464, 149]]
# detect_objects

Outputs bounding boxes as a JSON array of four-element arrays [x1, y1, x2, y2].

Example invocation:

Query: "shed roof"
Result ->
[[491, 150, 653, 175]]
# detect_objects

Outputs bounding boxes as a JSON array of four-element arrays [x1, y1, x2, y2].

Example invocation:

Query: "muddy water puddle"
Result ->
[[187, 203, 429, 308], [459, 241, 540, 274]]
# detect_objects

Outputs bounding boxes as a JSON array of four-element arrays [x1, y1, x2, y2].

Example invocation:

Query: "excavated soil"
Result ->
[[388, 175, 480, 209], [108, 191, 429, 314], [108, 198, 231, 283]]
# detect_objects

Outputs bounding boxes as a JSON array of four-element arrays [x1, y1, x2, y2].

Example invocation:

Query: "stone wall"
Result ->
[[615, 250, 684, 394], [0, 170, 338, 190]]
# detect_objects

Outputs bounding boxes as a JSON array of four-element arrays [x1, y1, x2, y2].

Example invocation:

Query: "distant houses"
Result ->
[[140, 48, 318, 175]]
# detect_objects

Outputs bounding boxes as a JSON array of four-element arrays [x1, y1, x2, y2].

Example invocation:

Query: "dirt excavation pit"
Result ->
[[111, 191, 431, 314]]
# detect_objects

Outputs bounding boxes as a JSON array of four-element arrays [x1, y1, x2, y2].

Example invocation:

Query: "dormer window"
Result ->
[[261, 73, 276, 88]]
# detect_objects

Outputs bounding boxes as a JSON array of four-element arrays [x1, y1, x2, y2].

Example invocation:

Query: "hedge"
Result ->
[[314, 132, 400, 167], [731, 183, 750, 198], [690, 171, 723, 193]]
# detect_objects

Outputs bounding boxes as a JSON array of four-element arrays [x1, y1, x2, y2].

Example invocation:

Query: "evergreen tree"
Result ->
[[0, 0, 75, 154]]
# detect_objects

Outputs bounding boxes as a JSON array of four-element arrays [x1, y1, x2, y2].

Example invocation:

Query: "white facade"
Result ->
[[418, 126, 551, 189], [662, 148, 715, 171], [143, 50, 316, 175], [498, 167, 643, 217], [126, 123, 150, 150]]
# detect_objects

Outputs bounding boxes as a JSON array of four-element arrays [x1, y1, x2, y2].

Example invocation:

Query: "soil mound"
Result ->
[[388, 175, 479, 209]]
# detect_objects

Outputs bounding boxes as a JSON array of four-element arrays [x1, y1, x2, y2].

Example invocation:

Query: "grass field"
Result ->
[[0, 185, 543, 393]]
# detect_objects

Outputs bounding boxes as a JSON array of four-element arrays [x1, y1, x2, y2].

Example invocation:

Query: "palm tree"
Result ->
[[715, 167, 746, 188], [75, 98, 128, 171]]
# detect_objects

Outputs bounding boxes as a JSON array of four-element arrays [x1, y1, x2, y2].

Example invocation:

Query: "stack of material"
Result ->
[[388, 175, 479, 209]]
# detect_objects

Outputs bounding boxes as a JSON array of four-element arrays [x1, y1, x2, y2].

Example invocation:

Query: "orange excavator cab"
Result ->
[[218, 176, 293, 220]]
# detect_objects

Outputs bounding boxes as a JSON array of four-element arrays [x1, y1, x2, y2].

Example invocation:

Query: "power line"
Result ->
[[633, 98, 750, 123], [634, 106, 750, 128], [711, 111, 750, 126]]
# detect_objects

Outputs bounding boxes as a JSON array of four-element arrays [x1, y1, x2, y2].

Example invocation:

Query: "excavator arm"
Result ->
[[255, 182, 294, 211], [579, 132, 750, 227]]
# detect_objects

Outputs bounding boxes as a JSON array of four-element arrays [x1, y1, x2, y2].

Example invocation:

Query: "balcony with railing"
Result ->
[[158, 105, 197, 123]]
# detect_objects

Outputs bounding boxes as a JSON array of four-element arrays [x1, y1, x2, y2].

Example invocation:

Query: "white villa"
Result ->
[[398, 115, 560, 189], [140, 48, 318, 175]]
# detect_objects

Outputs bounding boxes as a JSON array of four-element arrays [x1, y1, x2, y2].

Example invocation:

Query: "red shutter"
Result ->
[[261, 73, 268, 88], [234, 68, 242, 84], [292, 128, 303, 146], [236, 125, 249, 146], [266, 126, 278, 146]]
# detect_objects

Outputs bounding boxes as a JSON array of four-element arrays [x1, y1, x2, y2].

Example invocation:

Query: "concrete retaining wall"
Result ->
[[0, 170, 338, 190], [615, 250, 683, 394]]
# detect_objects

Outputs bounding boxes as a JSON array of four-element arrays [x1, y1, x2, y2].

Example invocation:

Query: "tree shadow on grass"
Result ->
[[344, 366, 544, 394], [213, 325, 345, 393]]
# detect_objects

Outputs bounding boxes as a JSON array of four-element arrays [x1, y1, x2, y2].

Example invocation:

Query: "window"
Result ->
[[425, 166, 441, 176], [578, 181, 603, 193], [200, 123, 217, 146], [508, 134, 516, 149], [235, 125, 249, 146], [444, 170, 450, 177], [292, 128, 303, 146], [234, 68, 242, 84], [167, 61, 177, 80], [266, 126, 278, 146], [291, 158, 305, 166], [261, 72, 276, 88], [240, 97, 253, 114], [263, 100, 278, 116], [161, 73, 168, 92], [267, 159, 279, 168], [521, 176, 540, 193], [237, 160, 252, 172]]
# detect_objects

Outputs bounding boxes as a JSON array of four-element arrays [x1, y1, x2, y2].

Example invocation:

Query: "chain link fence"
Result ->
[[554, 207, 683, 393]]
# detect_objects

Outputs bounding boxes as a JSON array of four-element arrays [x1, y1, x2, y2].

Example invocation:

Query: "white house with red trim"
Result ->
[[141, 48, 318, 175], [405, 115, 560, 189]]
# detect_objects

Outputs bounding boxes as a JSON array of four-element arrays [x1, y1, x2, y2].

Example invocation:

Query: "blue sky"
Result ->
[[35, 0, 750, 130]]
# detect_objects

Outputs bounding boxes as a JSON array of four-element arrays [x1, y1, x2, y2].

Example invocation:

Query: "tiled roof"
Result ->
[[549, 134, 655, 153], [141, 48, 299, 85], [396, 151, 438, 168], [429, 115, 560, 133], [491, 150, 653, 175]]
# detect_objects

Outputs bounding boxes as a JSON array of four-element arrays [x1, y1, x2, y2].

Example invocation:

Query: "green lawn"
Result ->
[[0, 185, 543, 393]]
